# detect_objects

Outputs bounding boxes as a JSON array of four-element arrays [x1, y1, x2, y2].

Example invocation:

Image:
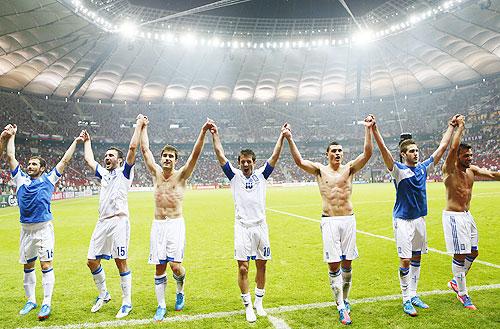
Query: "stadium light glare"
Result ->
[[181, 33, 198, 47], [353, 29, 375, 45], [120, 22, 138, 38]]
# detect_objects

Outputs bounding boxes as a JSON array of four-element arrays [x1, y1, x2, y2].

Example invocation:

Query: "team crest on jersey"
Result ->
[[244, 174, 260, 190]]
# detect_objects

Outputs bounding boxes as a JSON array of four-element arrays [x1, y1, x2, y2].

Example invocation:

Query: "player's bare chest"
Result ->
[[319, 169, 350, 187]]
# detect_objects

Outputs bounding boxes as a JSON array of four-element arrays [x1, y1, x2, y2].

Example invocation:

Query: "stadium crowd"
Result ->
[[0, 78, 498, 193]]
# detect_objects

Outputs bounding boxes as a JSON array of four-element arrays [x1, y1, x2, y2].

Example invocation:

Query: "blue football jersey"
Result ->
[[391, 157, 434, 220], [11, 165, 61, 223]]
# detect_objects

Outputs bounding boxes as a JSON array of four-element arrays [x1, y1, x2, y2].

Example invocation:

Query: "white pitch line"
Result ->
[[266, 208, 500, 269], [17, 283, 500, 329], [268, 315, 292, 329]]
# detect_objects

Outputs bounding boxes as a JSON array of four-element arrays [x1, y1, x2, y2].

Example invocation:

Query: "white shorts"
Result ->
[[87, 217, 130, 260], [393, 217, 428, 259], [149, 218, 186, 264], [234, 221, 271, 261], [442, 210, 478, 254], [321, 215, 358, 263], [19, 221, 54, 264]]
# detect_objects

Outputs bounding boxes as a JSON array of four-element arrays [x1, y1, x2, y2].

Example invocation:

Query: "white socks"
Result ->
[[173, 269, 185, 294], [120, 271, 132, 306], [399, 267, 410, 302], [409, 260, 421, 298], [329, 270, 345, 310], [341, 267, 352, 302], [23, 268, 36, 303], [452, 258, 467, 296], [154, 274, 167, 308], [41, 268, 55, 306], [92, 266, 108, 298], [254, 287, 267, 316], [241, 293, 256, 322]]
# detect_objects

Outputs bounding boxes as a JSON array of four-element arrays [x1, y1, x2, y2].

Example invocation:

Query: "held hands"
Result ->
[[363, 114, 375, 128], [2, 124, 17, 138], [80, 130, 91, 142], [136, 114, 149, 127], [449, 114, 463, 127], [75, 130, 86, 143], [202, 118, 216, 132], [206, 118, 218, 135], [281, 123, 292, 139]]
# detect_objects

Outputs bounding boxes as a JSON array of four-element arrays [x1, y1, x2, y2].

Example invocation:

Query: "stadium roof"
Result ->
[[0, 0, 499, 103]]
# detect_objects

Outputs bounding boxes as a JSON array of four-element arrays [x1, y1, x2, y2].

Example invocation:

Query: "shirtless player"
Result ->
[[284, 116, 374, 325], [140, 118, 214, 321], [442, 114, 500, 310]]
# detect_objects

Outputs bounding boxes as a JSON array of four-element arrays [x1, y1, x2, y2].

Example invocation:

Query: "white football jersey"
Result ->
[[95, 162, 134, 221], [222, 161, 274, 225]]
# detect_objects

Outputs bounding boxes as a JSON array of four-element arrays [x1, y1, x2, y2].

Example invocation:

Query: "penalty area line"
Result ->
[[266, 208, 500, 269], [17, 284, 500, 329]]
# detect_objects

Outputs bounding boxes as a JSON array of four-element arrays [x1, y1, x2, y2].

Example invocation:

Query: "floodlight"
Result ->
[[120, 22, 138, 38]]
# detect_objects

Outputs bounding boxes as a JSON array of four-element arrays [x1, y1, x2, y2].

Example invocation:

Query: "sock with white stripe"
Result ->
[[464, 254, 476, 276], [399, 267, 410, 302], [120, 271, 132, 306], [91, 266, 108, 298], [154, 275, 167, 308], [41, 268, 55, 306], [173, 268, 186, 294], [409, 260, 421, 298], [341, 267, 352, 302], [23, 268, 36, 303], [329, 270, 345, 310], [452, 258, 467, 296]]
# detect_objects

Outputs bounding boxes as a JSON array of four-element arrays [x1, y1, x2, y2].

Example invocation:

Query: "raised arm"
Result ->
[[5, 124, 19, 170], [431, 115, 457, 166], [442, 115, 463, 174], [350, 116, 374, 174], [285, 128, 320, 175], [470, 165, 500, 181], [180, 119, 214, 179], [0, 128, 9, 156], [267, 124, 287, 167], [55, 133, 84, 174], [140, 120, 159, 175], [125, 114, 146, 166], [210, 124, 229, 166], [371, 116, 395, 171], [82, 130, 98, 171]]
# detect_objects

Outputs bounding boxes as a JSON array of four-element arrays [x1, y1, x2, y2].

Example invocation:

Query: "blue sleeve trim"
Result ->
[[221, 162, 235, 180], [95, 164, 102, 179], [54, 168, 61, 177], [262, 162, 274, 179], [422, 156, 434, 167], [11, 164, 20, 176], [123, 162, 134, 180]]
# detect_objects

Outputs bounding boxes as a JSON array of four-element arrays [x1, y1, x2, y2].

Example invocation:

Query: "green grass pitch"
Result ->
[[0, 182, 499, 328]]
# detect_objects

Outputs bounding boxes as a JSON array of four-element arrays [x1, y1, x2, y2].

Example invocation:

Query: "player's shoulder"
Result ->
[[394, 161, 407, 169]]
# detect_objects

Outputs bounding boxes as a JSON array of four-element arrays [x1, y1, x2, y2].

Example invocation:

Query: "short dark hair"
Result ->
[[399, 139, 417, 154], [29, 156, 46, 170], [326, 141, 341, 153], [160, 145, 178, 160], [107, 147, 124, 160], [238, 149, 256, 163], [458, 143, 472, 155]]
